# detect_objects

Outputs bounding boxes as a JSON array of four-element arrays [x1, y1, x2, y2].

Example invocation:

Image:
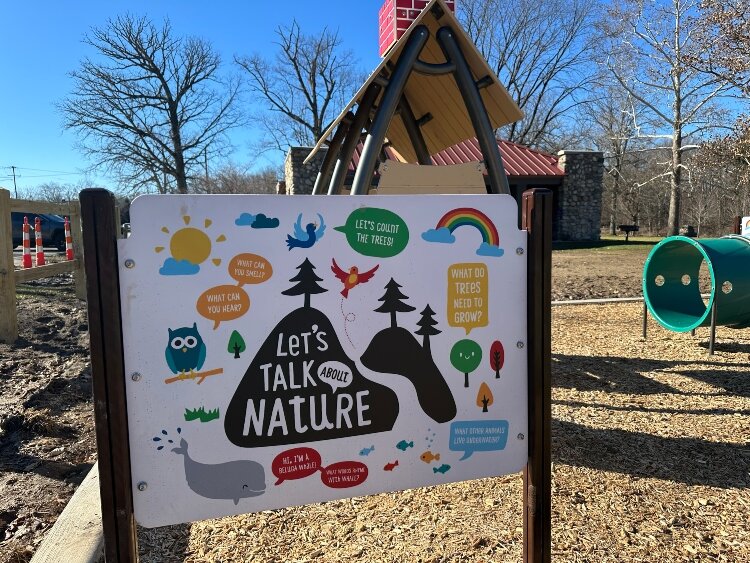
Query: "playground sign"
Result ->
[[119, 194, 528, 527]]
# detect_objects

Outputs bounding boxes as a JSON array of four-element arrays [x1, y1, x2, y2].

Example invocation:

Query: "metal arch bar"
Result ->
[[327, 83, 381, 195], [398, 95, 432, 165], [436, 26, 510, 195], [413, 59, 456, 75], [312, 111, 353, 195], [351, 26, 430, 195]]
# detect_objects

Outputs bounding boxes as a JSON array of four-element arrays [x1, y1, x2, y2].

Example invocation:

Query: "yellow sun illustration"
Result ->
[[155, 216, 226, 267]]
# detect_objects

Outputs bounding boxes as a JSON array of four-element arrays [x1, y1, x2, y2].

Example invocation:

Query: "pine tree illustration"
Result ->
[[415, 304, 441, 352], [374, 278, 415, 328], [281, 258, 327, 308]]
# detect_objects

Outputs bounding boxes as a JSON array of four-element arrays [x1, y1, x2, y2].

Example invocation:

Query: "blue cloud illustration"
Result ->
[[476, 243, 505, 257], [421, 227, 456, 244], [251, 213, 280, 229], [159, 258, 201, 276], [235, 212, 256, 226]]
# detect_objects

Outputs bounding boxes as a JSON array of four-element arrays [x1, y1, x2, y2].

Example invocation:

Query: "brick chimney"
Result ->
[[379, 0, 456, 57]]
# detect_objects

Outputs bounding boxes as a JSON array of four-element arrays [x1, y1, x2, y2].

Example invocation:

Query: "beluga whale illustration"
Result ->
[[171, 438, 266, 504]]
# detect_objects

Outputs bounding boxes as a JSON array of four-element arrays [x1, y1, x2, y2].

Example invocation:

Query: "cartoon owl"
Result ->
[[165, 323, 206, 374]]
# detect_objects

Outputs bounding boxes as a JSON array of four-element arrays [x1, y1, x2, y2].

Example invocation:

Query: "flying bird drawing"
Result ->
[[331, 258, 379, 298], [286, 213, 326, 250]]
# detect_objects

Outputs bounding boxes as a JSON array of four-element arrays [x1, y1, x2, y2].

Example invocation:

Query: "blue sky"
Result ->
[[0, 1, 386, 193]]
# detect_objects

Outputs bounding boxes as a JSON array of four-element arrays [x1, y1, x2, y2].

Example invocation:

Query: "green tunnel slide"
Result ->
[[643, 235, 750, 332]]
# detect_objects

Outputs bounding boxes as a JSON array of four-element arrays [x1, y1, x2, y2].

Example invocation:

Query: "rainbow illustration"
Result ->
[[435, 208, 499, 246], [422, 207, 504, 257]]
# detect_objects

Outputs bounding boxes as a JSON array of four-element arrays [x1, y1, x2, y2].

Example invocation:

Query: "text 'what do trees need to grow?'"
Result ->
[[119, 195, 528, 527]]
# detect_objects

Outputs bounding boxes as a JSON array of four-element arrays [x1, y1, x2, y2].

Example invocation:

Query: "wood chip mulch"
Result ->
[[139, 303, 750, 562]]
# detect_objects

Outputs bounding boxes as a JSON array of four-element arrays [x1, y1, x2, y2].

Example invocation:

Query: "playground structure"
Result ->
[[0, 187, 86, 343], [642, 231, 750, 354]]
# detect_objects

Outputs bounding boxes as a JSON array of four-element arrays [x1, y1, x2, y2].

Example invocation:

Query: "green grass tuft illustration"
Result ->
[[184, 406, 220, 423]]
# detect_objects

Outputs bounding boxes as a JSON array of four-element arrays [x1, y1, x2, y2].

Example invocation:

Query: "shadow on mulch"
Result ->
[[21, 368, 92, 415], [0, 440, 92, 485], [138, 523, 191, 563], [553, 354, 750, 398], [554, 419, 749, 489], [554, 399, 750, 417]]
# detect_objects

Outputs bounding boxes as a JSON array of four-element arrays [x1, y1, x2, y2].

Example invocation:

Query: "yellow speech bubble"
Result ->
[[228, 253, 273, 286], [196, 285, 250, 329], [447, 263, 488, 334]]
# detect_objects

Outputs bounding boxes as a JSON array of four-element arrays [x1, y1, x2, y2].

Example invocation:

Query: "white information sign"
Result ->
[[742, 216, 750, 238], [119, 194, 528, 527]]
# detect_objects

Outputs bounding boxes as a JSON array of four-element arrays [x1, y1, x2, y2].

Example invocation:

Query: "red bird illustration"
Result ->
[[331, 259, 379, 298]]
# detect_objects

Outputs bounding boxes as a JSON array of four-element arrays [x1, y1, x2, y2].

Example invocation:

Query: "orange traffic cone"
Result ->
[[22, 216, 32, 268], [34, 217, 45, 266], [64, 217, 74, 261]]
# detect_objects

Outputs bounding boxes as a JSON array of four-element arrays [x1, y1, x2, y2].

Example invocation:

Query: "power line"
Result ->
[[11, 172, 81, 179], [7, 166, 82, 174]]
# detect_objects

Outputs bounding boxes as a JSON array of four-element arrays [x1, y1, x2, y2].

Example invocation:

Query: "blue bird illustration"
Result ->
[[286, 213, 326, 250], [165, 323, 206, 375]]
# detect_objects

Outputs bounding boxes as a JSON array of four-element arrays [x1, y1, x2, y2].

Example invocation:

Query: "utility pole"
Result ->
[[11, 166, 17, 198]]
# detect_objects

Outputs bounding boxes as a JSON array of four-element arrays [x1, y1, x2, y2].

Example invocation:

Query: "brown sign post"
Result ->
[[522, 188, 553, 563], [80, 189, 138, 562]]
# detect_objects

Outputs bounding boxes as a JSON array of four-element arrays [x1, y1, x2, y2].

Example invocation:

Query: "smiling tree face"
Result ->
[[450, 339, 482, 388]]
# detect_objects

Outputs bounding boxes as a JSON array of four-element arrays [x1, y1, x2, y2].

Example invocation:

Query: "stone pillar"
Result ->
[[556, 150, 604, 241], [284, 147, 329, 195]]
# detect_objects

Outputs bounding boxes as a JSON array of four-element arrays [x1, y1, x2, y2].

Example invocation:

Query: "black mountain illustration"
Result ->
[[225, 306, 399, 447], [361, 328, 456, 423], [361, 280, 456, 424]]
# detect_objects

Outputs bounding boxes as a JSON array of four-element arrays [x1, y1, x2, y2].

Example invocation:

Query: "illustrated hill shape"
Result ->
[[361, 326, 456, 423], [225, 306, 399, 447]]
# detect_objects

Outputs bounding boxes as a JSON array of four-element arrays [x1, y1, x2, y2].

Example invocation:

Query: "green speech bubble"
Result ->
[[334, 207, 409, 257]]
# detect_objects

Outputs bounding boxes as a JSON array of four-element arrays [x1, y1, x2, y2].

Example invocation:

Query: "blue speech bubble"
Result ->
[[449, 420, 509, 461]]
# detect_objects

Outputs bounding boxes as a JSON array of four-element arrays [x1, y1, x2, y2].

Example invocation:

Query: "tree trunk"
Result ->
[[168, 102, 189, 194], [667, 125, 683, 236], [390, 311, 397, 328], [667, 0, 682, 236], [464, 372, 469, 388]]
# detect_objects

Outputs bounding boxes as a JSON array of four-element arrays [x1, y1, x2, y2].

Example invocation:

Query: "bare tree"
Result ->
[[236, 19, 360, 156], [459, 0, 598, 150], [191, 164, 279, 194], [599, 0, 730, 235], [61, 14, 241, 194]]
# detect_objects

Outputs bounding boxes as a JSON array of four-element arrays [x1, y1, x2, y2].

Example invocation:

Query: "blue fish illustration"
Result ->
[[286, 213, 326, 250], [396, 440, 414, 451], [359, 445, 375, 456], [433, 464, 451, 474]]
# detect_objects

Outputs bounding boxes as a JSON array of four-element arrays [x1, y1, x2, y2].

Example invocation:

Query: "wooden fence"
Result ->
[[0, 188, 86, 343]]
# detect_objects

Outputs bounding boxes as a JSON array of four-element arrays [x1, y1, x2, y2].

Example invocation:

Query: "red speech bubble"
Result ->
[[272, 447, 322, 485], [320, 461, 368, 489]]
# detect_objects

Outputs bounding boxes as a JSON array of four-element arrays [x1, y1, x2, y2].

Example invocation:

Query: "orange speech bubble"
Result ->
[[447, 263, 488, 334], [196, 285, 250, 329], [228, 253, 273, 286]]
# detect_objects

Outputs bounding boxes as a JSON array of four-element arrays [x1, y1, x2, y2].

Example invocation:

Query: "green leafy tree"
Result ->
[[228, 330, 246, 359], [450, 339, 483, 388]]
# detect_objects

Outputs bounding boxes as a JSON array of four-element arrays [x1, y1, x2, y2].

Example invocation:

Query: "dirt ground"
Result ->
[[2, 238, 749, 562]]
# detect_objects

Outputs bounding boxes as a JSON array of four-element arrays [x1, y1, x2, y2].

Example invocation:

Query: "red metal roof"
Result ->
[[432, 138, 564, 177], [348, 138, 563, 178]]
